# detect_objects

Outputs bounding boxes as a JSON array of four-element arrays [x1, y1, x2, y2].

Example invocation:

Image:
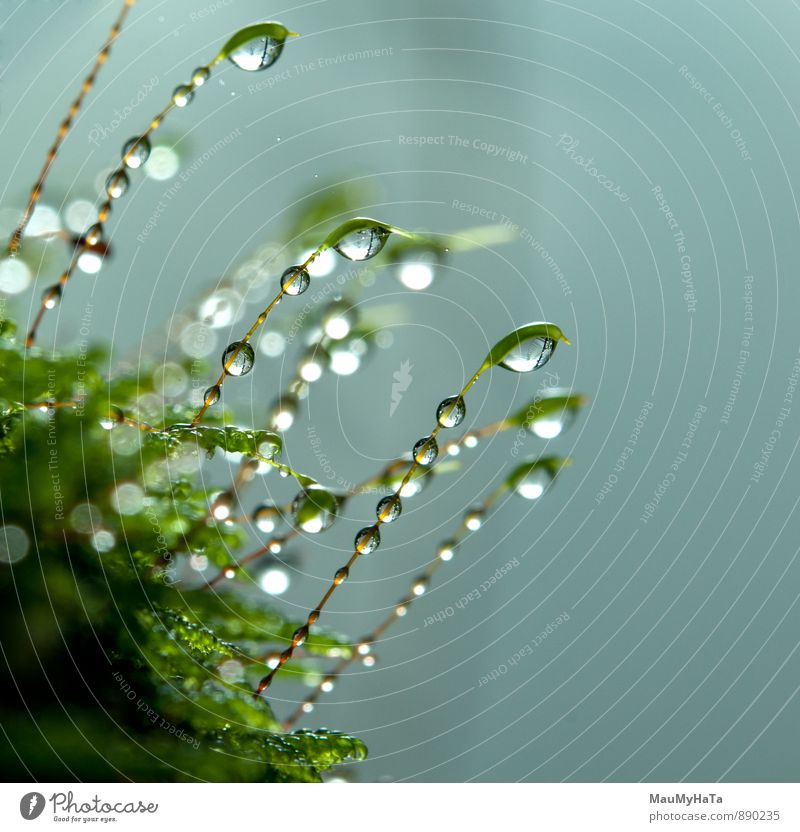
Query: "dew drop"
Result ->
[[191, 66, 210, 86], [376, 494, 402, 523], [436, 395, 465, 428], [499, 336, 556, 373], [514, 466, 553, 500], [203, 385, 221, 407], [269, 393, 297, 431], [438, 540, 456, 561], [291, 485, 338, 533], [323, 301, 356, 340], [464, 508, 484, 531], [463, 433, 479, 449], [412, 577, 428, 596], [333, 566, 349, 585], [221, 340, 255, 376], [211, 492, 233, 521], [280, 265, 310, 295], [357, 642, 371, 656], [105, 170, 129, 199], [83, 223, 104, 246], [172, 84, 194, 107], [333, 226, 390, 261], [42, 284, 62, 310], [355, 526, 380, 554], [252, 503, 280, 534], [298, 345, 329, 382], [395, 246, 440, 290], [99, 405, 125, 430], [228, 34, 284, 71], [320, 676, 335, 693], [413, 435, 438, 465], [121, 136, 151, 169], [362, 654, 377, 667], [258, 566, 289, 595], [292, 626, 308, 647]]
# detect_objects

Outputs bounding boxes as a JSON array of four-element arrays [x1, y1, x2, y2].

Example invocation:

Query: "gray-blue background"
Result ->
[[1, 0, 799, 782]]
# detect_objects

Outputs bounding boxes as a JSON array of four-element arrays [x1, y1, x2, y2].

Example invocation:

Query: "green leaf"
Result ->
[[503, 456, 571, 492], [161, 424, 282, 460], [505, 391, 587, 428]]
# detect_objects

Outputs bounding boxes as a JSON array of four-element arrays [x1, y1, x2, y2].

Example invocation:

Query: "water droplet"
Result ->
[[395, 246, 440, 290], [252, 503, 280, 534], [228, 34, 284, 71], [221, 340, 255, 376], [329, 345, 361, 376], [200, 289, 242, 328], [396, 604, 408, 617], [269, 393, 297, 431], [105, 169, 129, 199], [357, 642, 371, 656], [436, 395, 466, 428], [499, 336, 556, 373], [280, 265, 310, 295], [376, 495, 402, 523], [514, 466, 553, 500], [355, 526, 380, 554], [413, 435, 438, 465], [0, 257, 32, 294], [121, 136, 151, 169], [323, 301, 356, 339], [298, 345, 329, 382], [291, 485, 338, 533], [333, 226, 390, 261], [42, 284, 62, 309], [465, 508, 484, 531], [191, 66, 210, 86], [463, 433, 479, 449], [203, 385, 221, 407], [362, 654, 377, 667], [334, 566, 349, 585], [292, 626, 308, 647], [320, 676, 335, 693], [172, 84, 194, 107], [99, 406, 125, 430], [438, 541, 455, 561], [211, 492, 233, 520], [412, 577, 427, 596], [110, 483, 144, 515], [84, 223, 103, 246], [258, 566, 289, 595]]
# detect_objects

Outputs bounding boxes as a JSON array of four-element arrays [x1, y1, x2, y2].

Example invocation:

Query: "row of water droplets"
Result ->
[[25, 23, 294, 347]]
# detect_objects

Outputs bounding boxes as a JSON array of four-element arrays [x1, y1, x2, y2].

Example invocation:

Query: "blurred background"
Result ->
[[1, 0, 799, 782]]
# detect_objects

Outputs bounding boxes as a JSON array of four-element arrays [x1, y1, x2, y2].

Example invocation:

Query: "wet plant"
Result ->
[[0, 13, 586, 784]]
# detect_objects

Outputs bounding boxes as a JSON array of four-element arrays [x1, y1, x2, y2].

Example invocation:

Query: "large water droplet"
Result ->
[[281, 265, 310, 295], [221, 341, 255, 376], [514, 466, 553, 500], [333, 226, 390, 261], [376, 495, 402, 523], [499, 336, 556, 373], [105, 170, 129, 199], [292, 625, 308, 647], [121, 136, 151, 169], [172, 84, 194, 107], [291, 485, 338, 533], [191, 66, 210, 86], [333, 566, 349, 585], [354, 526, 380, 554], [464, 508, 484, 531], [413, 435, 438, 465], [228, 34, 284, 71], [252, 503, 280, 534], [436, 395, 465, 428]]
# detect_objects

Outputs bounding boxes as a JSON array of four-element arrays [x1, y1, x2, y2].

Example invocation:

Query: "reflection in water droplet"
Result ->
[[105, 170, 129, 199], [376, 495, 402, 523], [499, 336, 556, 373], [121, 136, 151, 169], [355, 526, 380, 554], [172, 84, 194, 107], [514, 466, 553, 500], [436, 395, 466, 428], [413, 435, 438, 465], [228, 35, 284, 71], [334, 566, 349, 585], [333, 226, 389, 261], [252, 503, 280, 534], [291, 485, 338, 533], [42, 284, 62, 309], [221, 341, 255, 376], [280, 265, 310, 295], [191, 66, 210, 86], [203, 385, 221, 407]]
